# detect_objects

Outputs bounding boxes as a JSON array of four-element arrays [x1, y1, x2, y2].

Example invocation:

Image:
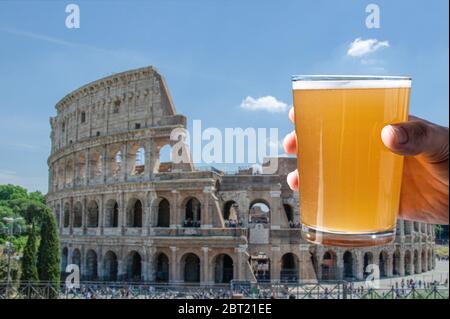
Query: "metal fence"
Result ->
[[0, 281, 448, 299]]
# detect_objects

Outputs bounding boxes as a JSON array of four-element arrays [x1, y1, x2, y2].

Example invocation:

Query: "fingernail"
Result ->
[[392, 126, 408, 144]]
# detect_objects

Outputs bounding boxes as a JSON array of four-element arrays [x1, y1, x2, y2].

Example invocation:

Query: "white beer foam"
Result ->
[[292, 76, 411, 90]]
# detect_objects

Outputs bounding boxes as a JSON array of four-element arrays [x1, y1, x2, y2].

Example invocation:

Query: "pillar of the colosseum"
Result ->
[[235, 245, 250, 281], [80, 245, 86, 279], [398, 250, 405, 277], [69, 197, 74, 235], [386, 253, 394, 277], [63, 157, 67, 189], [82, 197, 87, 232], [170, 190, 181, 227], [397, 220, 405, 237], [97, 254, 104, 281], [101, 145, 107, 183], [146, 247, 156, 282], [170, 246, 182, 283], [269, 191, 282, 230], [121, 143, 128, 181], [119, 191, 126, 233], [99, 195, 104, 234], [201, 247, 212, 285], [85, 148, 90, 186], [201, 190, 212, 228], [335, 251, 344, 281], [59, 198, 64, 231], [270, 246, 281, 281], [144, 139, 153, 179], [117, 258, 126, 282], [72, 153, 76, 188], [355, 251, 364, 281]]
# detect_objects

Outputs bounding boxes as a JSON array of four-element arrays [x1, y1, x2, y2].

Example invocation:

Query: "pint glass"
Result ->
[[292, 75, 411, 247]]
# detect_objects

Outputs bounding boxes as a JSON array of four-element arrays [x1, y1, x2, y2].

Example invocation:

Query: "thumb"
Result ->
[[381, 117, 449, 162]]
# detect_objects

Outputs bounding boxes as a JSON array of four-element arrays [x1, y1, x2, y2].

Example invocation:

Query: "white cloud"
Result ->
[[240, 96, 288, 112], [347, 38, 389, 57]]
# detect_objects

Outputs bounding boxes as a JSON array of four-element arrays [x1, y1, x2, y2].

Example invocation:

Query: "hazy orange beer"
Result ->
[[292, 76, 411, 247]]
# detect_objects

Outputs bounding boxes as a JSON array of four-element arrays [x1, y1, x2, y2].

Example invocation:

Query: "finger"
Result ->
[[289, 107, 295, 124], [283, 130, 297, 154], [287, 169, 299, 191], [381, 118, 449, 162]]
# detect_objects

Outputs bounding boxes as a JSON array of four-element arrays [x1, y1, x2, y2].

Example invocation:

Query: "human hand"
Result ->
[[283, 108, 449, 225]]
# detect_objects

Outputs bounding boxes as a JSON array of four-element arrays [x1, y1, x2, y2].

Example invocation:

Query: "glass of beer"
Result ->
[[292, 75, 411, 247]]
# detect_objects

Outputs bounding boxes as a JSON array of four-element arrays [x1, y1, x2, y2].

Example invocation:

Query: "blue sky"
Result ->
[[0, 0, 448, 192]]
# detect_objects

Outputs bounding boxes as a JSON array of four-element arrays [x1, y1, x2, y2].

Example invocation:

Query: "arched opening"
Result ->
[[249, 200, 270, 224], [363, 252, 374, 279], [280, 253, 298, 282], [87, 200, 99, 228], [126, 251, 142, 282], [393, 249, 401, 276], [184, 197, 201, 227], [283, 204, 293, 223], [63, 203, 70, 228], [379, 251, 389, 278], [157, 198, 170, 227], [131, 146, 145, 176], [103, 251, 118, 282], [105, 199, 119, 227], [158, 144, 173, 173], [214, 254, 234, 284], [413, 250, 420, 274], [73, 202, 83, 228], [223, 201, 238, 220], [65, 159, 74, 186], [85, 250, 98, 281], [321, 251, 337, 281], [127, 199, 143, 227], [182, 253, 200, 283], [343, 251, 354, 280], [421, 249, 427, 272], [155, 253, 169, 282], [404, 250, 412, 275], [71, 249, 81, 270], [61, 247, 68, 273]]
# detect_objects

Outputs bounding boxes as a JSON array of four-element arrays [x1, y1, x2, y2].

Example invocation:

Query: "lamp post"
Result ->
[[2, 217, 23, 295]]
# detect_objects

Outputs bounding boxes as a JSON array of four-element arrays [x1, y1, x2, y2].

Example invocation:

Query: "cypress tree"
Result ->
[[37, 208, 60, 297], [20, 224, 39, 283]]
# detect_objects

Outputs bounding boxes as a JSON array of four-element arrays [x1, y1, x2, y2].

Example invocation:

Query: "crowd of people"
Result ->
[[182, 219, 201, 228], [224, 219, 243, 228], [288, 220, 301, 228]]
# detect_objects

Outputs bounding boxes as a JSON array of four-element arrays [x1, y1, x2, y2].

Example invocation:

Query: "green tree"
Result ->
[[20, 224, 38, 283], [37, 208, 60, 297]]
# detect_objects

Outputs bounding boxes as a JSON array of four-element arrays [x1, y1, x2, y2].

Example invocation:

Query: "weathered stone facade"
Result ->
[[46, 66, 435, 284]]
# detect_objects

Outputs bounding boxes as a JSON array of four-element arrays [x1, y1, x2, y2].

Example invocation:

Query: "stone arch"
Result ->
[[393, 248, 401, 276], [61, 247, 68, 273], [73, 201, 83, 228], [126, 198, 143, 227], [87, 200, 99, 227], [343, 251, 355, 280], [65, 158, 74, 186], [126, 251, 142, 282], [85, 249, 98, 281], [283, 204, 294, 223], [129, 144, 145, 176], [413, 250, 420, 274], [223, 200, 238, 221], [63, 202, 70, 228], [249, 199, 270, 224], [379, 251, 389, 278], [184, 197, 201, 227], [155, 253, 169, 282], [105, 199, 119, 227], [181, 253, 201, 283], [213, 254, 234, 284], [156, 198, 170, 227], [280, 253, 299, 282], [71, 248, 81, 270], [363, 252, 374, 279], [103, 251, 118, 282], [404, 250, 412, 275], [321, 251, 337, 281]]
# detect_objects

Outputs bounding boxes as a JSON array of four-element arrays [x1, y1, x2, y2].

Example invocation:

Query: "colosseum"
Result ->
[[46, 66, 436, 285]]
